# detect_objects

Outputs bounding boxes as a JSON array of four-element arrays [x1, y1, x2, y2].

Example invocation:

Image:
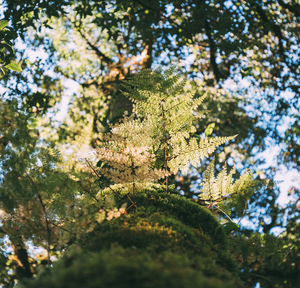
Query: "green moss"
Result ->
[[80, 212, 212, 256], [19, 188, 243, 288], [101, 189, 226, 246], [19, 246, 244, 288]]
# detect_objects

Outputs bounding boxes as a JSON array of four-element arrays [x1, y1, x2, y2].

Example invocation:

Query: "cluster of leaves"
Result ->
[[3, 0, 299, 90], [123, 69, 236, 174], [229, 231, 300, 288], [0, 98, 105, 285], [0, 19, 21, 76], [96, 135, 169, 193]]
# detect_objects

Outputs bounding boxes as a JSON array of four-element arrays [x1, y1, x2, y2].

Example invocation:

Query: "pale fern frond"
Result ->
[[201, 158, 216, 202], [198, 160, 253, 206], [100, 68, 243, 194], [169, 135, 237, 174], [214, 163, 235, 197]]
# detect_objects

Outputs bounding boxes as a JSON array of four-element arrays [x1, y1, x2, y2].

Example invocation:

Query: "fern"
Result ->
[[169, 135, 237, 174], [121, 68, 236, 192], [199, 158, 253, 207], [95, 120, 169, 193], [92, 68, 245, 195]]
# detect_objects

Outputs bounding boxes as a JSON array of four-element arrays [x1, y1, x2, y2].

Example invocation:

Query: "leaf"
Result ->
[[0, 43, 14, 55], [204, 123, 215, 137], [96, 160, 104, 168], [5, 60, 22, 72], [0, 20, 9, 30]]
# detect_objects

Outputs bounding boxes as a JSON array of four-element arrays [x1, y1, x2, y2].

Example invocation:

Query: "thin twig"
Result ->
[[66, 14, 113, 65], [50, 221, 73, 234], [213, 205, 234, 223], [238, 201, 248, 225], [85, 159, 101, 179], [77, 180, 99, 202], [126, 193, 137, 210]]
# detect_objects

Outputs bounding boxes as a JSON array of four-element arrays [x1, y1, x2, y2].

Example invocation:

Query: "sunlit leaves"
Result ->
[[0, 18, 21, 76], [0, 20, 9, 30], [5, 59, 22, 72], [204, 123, 215, 137], [199, 158, 253, 206], [92, 69, 239, 195]]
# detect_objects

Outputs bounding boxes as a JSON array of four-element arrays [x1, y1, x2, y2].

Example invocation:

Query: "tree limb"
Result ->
[[77, 29, 113, 65], [278, 0, 300, 18], [204, 19, 222, 81], [251, 1, 285, 57], [10, 235, 33, 279]]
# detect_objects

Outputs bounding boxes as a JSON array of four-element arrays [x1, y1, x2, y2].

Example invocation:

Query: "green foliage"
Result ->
[[0, 1, 297, 286], [3, 0, 298, 92], [229, 231, 300, 288], [0, 98, 100, 284], [5, 59, 22, 72], [204, 123, 215, 137], [0, 18, 21, 76], [122, 68, 236, 174]]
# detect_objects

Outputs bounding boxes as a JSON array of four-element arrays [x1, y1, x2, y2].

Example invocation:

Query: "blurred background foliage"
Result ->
[[0, 0, 299, 287]]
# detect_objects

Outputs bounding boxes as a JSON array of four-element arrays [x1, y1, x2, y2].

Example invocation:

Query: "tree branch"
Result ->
[[204, 19, 222, 81], [10, 235, 33, 279], [77, 29, 113, 65], [278, 0, 300, 18], [251, 1, 285, 57]]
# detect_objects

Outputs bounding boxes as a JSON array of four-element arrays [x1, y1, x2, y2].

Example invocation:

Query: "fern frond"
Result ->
[[198, 160, 253, 206], [169, 135, 236, 174], [98, 68, 242, 193], [201, 158, 216, 201]]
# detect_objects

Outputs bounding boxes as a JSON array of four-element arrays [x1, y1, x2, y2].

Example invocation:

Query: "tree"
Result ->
[[0, 98, 81, 284]]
